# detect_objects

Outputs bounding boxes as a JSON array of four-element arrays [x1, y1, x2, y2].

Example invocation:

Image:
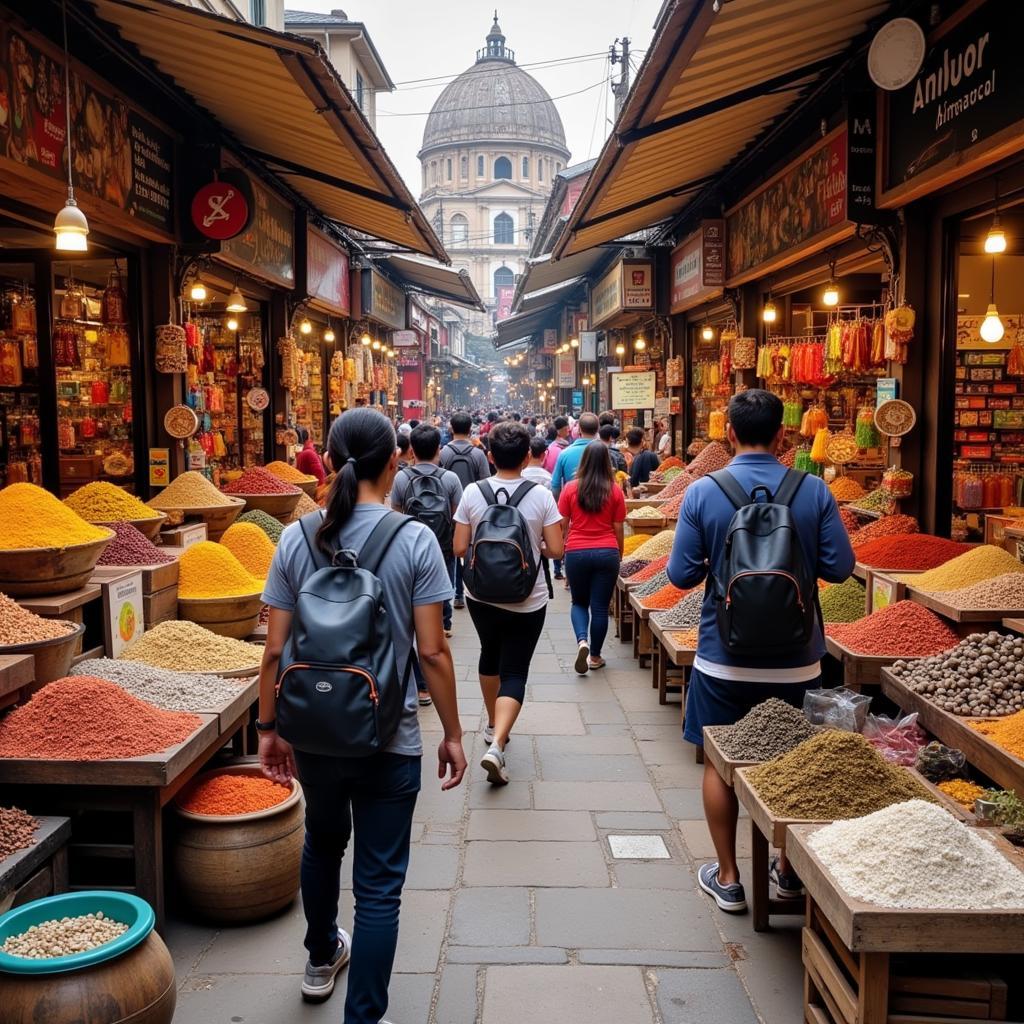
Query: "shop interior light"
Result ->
[[372, 339, 382, 351], [984, 214, 1007, 255], [324, 327, 336, 343], [299, 318, 312, 335], [54, 1, 88, 252], [634, 335, 647, 351], [823, 280, 840, 307], [701, 322, 715, 342], [189, 279, 208, 303], [981, 304, 1005, 343], [226, 286, 247, 313], [361, 333, 372, 346], [570, 337, 580, 349], [226, 317, 239, 332], [615, 342, 626, 357], [762, 299, 777, 324]]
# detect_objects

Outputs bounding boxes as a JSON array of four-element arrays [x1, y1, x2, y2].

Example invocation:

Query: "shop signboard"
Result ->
[[541, 328, 559, 355], [356, 268, 406, 331], [846, 93, 879, 224], [880, 1, 1024, 208], [572, 390, 584, 412], [496, 285, 514, 321], [590, 259, 654, 328], [222, 177, 295, 287], [191, 178, 252, 241], [0, 24, 174, 236], [557, 354, 576, 389], [392, 330, 419, 348], [397, 351, 420, 369], [148, 448, 170, 488], [408, 300, 429, 333], [670, 220, 725, 313], [580, 332, 597, 362], [307, 228, 350, 315], [611, 370, 657, 411], [725, 128, 849, 285]]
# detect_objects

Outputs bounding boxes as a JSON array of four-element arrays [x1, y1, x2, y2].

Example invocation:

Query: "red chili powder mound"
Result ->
[[839, 506, 859, 536], [825, 600, 960, 657], [223, 466, 300, 496], [849, 514, 919, 549], [0, 677, 202, 760], [854, 534, 973, 571], [626, 555, 670, 583], [179, 773, 291, 815]]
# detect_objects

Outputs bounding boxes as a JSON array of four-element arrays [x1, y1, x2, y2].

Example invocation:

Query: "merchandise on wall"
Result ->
[[283, 320, 327, 447], [0, 269, 42, 487]]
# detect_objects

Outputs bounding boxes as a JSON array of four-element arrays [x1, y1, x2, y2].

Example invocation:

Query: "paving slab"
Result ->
[[659, 787, 706, 820], [580, 949, 730, 968], [537, 752, 650, 782], [580, 702, 628, 724], [535, 735, 639, 756], [512, 702, 585, 734], [403, 842, 460, 889], [337, 889, 449, 974], [434, 963, 480, 1024], [613, 862, 697, 890], [654, 967, 759, 1024], [596, 811, 672, 830], [467, 808, 595, 841], [533, 780, 661, 811], [450, 887, 531, 946], [467, 780, 532, 809], [447, 945, 568, 964], [608, 833, 670, 859], [527, 682, 616, 701], [462, 840, 609, 886]]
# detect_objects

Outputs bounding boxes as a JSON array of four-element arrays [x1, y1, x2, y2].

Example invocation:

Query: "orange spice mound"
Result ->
[[179, 773, 291, 815], [641, 583, 688, 609]]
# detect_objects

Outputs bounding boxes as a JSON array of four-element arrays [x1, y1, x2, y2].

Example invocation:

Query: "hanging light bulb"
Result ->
[[54, 2, 88, 252], [226, 317, 239, 332], [299, 318, 312, 335], [615, 342, 626, 357], [361, 332, 372, 346], [823, 280, 840, 307], [981, 303, 1005, 343], [570, 337, 580, 349], [226, 286, 247, 313], [189, 278, 208, 303], [985, 213, 1007, 254], [324, 327, 336, 343], [701, 322, 715, 342], [762, 300, 777, 324], [634, 335, 646, 351], [372, 339, 382, 351]]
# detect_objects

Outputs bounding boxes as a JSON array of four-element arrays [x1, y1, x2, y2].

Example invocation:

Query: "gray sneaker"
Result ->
[[481, 744, 509, 786], [483, 725, 510, 747], [301, 930, 351, 1002], [698, 862, 747, 913], [769, 856, 805, 899]]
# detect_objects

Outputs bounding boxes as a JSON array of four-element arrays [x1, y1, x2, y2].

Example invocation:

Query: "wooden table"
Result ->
[[0, 654, 34, 711], [625, 518, 665, 536], [905, 585, 1024, 626], [627, 591, 655, 669], [649, 618, 693, 706], [701, 726, 756, 785], [614, 577, 635, 644], [822, 635, 923, 689], [1004, 616, 1024, 634], [0, 815, 71, 913]]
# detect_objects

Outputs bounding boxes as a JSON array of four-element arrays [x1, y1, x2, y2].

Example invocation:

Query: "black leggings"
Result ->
[[466, 598, 547, 704]]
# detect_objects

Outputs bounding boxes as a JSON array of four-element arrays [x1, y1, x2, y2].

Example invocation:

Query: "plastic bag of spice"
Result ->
[[803, 685, 872, 732], [863, 712, 926, 766]]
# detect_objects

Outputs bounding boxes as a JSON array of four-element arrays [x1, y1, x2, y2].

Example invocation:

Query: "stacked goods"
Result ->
[[650, 471, 693, 503], [849, 514, 919, 549], [0, 806, 39, 859], [626, 505, 663, 520], [937, 779, 987, 807], [807, 800, 1024, 909], [622, 534, 648, 557], [64, 482, 160, 522], [121, 620, 261, 672], [633, 571, 669, 597], [744, 731, 932, 819], [220, 522, 277, 579], [838, 506, 859, 535], [2, 912, 129, 958], [618, 558, 650, 578], [0, 484, 110, 548], [264, 461, 316, 486], [854, 534, 972, 570], [825, 601, 960, 657], [714, 698, 818, 761], [0, 677, 202, 759], [968, 709, 1024, 758], [889, 631, 1024, 717], [668, 628, 699, 648], [96, 522, 173, 566], [238, 509, 285, 545], [640, 583, 688, 609], [849, 487, 897, 514], [820, 577, 866, 622], [686, 442, 731, 478], [932, 573, 1024, 610], [292, 492, 321, 517], [178, 542, 264, 598], [631, 531, 676, 560], [658, 490, 687, 519], [904, 545, 1024, 593], [149, 471, 234, 509], [73, 658, 247, 713], [0, 593, 75, 644], [652, 589, 704, 628], [828, 477, 866, 502], [223, 467, 300, 496], [179, 773, 291, 815], [625, 555, 670, 583]]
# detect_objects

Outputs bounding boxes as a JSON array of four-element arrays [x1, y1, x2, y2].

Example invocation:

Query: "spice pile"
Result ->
[[686, 442, 731, 477], [829, 477, 866, 501], [849, 514, 919, 549], [838, 506, 859, 535], [265, 461, 316, 485], [640, 583, 688, 610], [291, 492, 320, 518], [807, 800, 1024, 909], [712, 698, 818, 761], [179, 773, 291, 815], [223, 467, 300, 496], [238, 509, 285, 544], [905, 545, 1024, 593], [890, 632, 1024, 717], [932, 573, 1024, 610], [0, 806, 39, 859], [668, 628, 699, 648], [0, 593, 76, 645], [64, 482, 159, 522], [626, 556, 669, 583], [825, 601, 959, 657], [657, 490, 688, 519], [178, 542, 264, 598], [649, 471, 693, 504], [0, 484, 110, 549], [633, 571, 669, 598], [121, 620, 261, 671], [744, 731, 931, 819], [968, 709, 1024, 758], [630, 531, 676, 560], [0, 677, 202, 760], [2, 911, 129, 959], [622, 534, 648, 557], [96, 522, 173, 567], [819, 577, 866, 623], [220, 522, 277, 579], [73, 658, 247, 713], [652, 589, 703, 628], [848, 487, 897, 514], [627, 505, 663, 521], [937, 779, 987, 807], [149, 471, 233, 509], [618, 558, 650, 579], [854, 534, 972, 571]]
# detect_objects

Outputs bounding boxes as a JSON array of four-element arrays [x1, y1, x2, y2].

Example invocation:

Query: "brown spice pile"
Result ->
[[0, 806, 39, 860], [0, 593, 76, 646]]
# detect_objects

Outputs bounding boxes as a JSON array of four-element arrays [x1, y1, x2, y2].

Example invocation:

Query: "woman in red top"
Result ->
[[294, 427, 326, 484], [557, 440, 625, 674]]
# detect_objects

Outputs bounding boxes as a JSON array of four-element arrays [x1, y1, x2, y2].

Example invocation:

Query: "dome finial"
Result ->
[[479, 10, 513, 63]]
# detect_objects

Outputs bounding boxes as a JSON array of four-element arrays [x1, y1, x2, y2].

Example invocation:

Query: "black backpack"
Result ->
[[276, 511, 413, 757], [463, 480, 539, 604], [403, 465, 453, 556], [708, 469, 817, 657], [444, 441, 480, 489]]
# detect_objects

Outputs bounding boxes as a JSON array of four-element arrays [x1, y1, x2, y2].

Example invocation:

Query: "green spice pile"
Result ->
[[819, 577, 866, 623], [711, 698, 819, 761], [120, 620, 262, 672], [238, 509, 284, 544], [0, 593, 76, 646], [744, 730, 932, 819], [0, 806, 39, 859]]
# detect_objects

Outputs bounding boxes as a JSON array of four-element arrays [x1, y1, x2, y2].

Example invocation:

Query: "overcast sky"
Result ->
[[292, 1, 664, 194]]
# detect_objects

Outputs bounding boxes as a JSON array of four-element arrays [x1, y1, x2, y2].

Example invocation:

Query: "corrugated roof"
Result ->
[[494, 306, 561, 349], [379, 256, 484, 311], [87, 0, 445, 260]]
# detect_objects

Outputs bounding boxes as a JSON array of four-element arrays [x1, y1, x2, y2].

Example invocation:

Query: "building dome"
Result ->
[[419, 15, 569, 159]]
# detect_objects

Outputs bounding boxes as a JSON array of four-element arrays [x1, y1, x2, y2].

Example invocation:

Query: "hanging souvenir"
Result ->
[[10, 288, 35, 334], [60, 281, 85, 321], [101, 266, 128, 325], [105, 325, 131, 368], [156, 323, 187, 374], [0, 340, 22, 387], [708, 408, 726, 441]]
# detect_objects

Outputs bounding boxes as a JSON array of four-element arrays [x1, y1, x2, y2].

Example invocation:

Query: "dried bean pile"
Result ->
[[149, 471, 233, 509], [290, 492, 321, 518], [825, 601, 959, 657], [686, 442, 731, 478], [2, 912, 128, 958], [968, 708, 1024, 758], [238, 509, 285, 544], [649, 470, 693, 503], [849, 514, 919, 549], [819, 577, 866, 623], [627, 505, 664, 520], [73, 658, 247, 713], [658, 491, 687, 519], [854, 534, 973, 571], [652, 589, 704, 629], [120, 620, 261, 672], [223, 467, 300, 496], [667, 628, 699, 648], [618, 558, 650, 579], [630, 531, 676, 560], [829, 477, 866, 501], [179, 773, 291, 815], [932, 572, 1024, 610], [96, 522, 173, 567], [712, 698, 818, 761], [838, 506, 859, 535], [0, 806, 39, 859], [625, 555, 670, 583], [0, 593, 76, 645], [906, 545, 1024, 593], [889, 631, 1024, 717]]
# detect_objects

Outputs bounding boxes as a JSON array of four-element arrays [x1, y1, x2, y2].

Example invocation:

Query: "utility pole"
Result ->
[[610, 36, 630, 119]]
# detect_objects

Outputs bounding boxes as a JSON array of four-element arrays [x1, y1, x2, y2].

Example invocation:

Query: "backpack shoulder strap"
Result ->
[[506, 480, 537, 508], [772, 468, 808, 508], [428, 465, 446, 480], [709, 470, 751, 511], [299, 511, 331, 571], [357, 511, 414, 576], [477, 479, 498, 506]]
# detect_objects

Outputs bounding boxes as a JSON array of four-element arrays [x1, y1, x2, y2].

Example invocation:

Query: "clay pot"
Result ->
[[94, 512, 167, 541]]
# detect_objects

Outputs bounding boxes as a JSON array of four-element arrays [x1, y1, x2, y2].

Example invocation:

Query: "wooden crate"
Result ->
[[865, 571, 922, 615], [627, 591, 655, 669], [649, 618, 692, 706], [823, 635, 927, 689], [615, 577, 634, 644], [702, 726, 757, 786], [0, 816, 70, 913], [143, 583, 178, 627], [906, 586, 1024, 626], [0, 654, 35, 711], [626, 518, 665, 536]]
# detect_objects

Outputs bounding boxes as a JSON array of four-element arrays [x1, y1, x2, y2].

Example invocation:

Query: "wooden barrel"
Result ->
[[177, 593, 263, 639], [0, 534, 113, 596]]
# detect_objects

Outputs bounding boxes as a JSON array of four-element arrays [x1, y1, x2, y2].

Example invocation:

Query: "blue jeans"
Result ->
[[564, 548, 620, 658], [294, 750, 421, 1024], [553, 558, 564, 577], [454, 557, 465, 602]]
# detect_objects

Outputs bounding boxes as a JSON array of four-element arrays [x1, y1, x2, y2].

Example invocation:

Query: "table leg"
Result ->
[[132, 790, 165, 931], [858, 951, 890, 1024], [51, 844, 69, 894], [751, 818, 770, 932]]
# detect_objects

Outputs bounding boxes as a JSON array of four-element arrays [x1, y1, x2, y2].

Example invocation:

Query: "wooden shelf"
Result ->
[[906, 586, 1024, 624], [18, 585, 101, 617], [0, 815, 71, 904]]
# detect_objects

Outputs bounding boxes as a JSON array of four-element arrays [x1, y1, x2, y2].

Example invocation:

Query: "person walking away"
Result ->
[[542, 416, 571, 474], [441, 412, 491, 610], [627, 428, 661, 489], [454, 422, 563, 785], [396, 433, 414, 467], [295, 427, 326, 485], [599, 424, 628, 474], [666, 390, 854, 913], [391, 425, 462, 639], [258, 407, 467, 1021], [551, 412, 599, 498], [558, 441, 625, 674], [523, 435, 555, 599]]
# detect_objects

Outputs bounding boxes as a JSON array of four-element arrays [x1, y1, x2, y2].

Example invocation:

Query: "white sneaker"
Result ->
[[484, 723, 495, 745], [300, 930, 351, 1002], [481, 744, 509, 786], [574, 640, 590, 675]]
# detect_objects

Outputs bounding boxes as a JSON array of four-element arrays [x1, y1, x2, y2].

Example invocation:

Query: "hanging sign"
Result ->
[[191, 179, 251, 240], [246, 387, 270, 412], [670, 220, 725, 313], [541, 328, 559, 355], [846, 94, 879, 224], [148, 448, 170, 488], [392, 330, 420, 348], [579, 331, 598, 362], [557, 354, 576, 389], [221, 177, 295, 286], [611, 370, 657, 411], [408, 300, 429, 333], [356, 269, 406, 331], [496, 285, 514, 321], [590, 259, 654, 328], [307, 228, 351, 315]]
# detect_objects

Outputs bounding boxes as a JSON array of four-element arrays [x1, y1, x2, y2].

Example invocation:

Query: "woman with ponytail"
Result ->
[[258, 407, 466, 1021]]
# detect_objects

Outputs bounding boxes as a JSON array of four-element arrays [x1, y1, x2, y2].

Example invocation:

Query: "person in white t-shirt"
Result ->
[[522, 435, 553, 490], [454, 422, 564, 785]]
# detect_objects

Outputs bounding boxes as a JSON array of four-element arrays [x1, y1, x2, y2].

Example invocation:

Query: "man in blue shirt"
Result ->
[[551, 412, 599, 498], [667, 390, 854, 914]]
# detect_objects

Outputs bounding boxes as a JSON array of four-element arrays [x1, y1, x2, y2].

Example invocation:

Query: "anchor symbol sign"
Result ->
[[191, 180, 250, 240]]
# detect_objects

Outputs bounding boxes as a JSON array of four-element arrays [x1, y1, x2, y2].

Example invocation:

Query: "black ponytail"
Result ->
[[316, 408, 397, 556]]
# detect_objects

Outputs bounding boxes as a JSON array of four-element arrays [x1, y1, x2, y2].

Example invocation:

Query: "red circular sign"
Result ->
[[191, 181, 250, 240]]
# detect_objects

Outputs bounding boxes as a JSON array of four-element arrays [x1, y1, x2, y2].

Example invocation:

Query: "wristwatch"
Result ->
[[254, 718, 277, 732]]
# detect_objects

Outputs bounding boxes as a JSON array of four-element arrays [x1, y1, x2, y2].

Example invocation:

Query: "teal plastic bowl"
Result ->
[[0, 891, 154, 975]]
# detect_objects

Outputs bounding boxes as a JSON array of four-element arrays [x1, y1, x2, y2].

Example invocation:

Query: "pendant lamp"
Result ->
[[54, 0, 88, 251]]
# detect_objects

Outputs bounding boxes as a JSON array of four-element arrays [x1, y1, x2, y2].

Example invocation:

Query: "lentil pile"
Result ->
[[744, 730, 931, 819], [667, 628, 699, 648], [64, 482, 159, 522], [96, 522, 173, 567], [937, 779, 987, 807], [652, 589, 704, 628], [291, 492, 321, 517], [178, 541, 264, 598], [149, 471, 233, 509], [265, 460, 316, 484], [932, 572, 1024, 610], [657, 490, 687, 519], [889, 631, 1024, 717], [223, 467, 300, 496], [968, 709, 1024, 758], [807, 799, 1024, 909], [849, 514, 919, 549], [179, 773, 291, 815], [686, 442, 731, 477], [0, 483, 110, 549], [0, 593, 76, 645], [0, 677, 202, 760], [828, 476, 866, 501], [907, 545, 1024, 593], [2, 911, 129, 959], [0, 806, 39, 859], [633, 570, 669, 598], [640, 583, 688, 609], [120, 620, 261, 671], [630, 531, 676, 560], [238, 509, 284, 544], [73, 658, 247, 713], [819, 577, 866, 623], [618, 558, 650, 579], [627, 505, 663, 521], [220, 522, 277, 579], [854, 534, 973, 571], [825, 601, 960, 657], [625, 555, 670, 583], [622, 534, 648, 557], [713, 698, 818, 761]]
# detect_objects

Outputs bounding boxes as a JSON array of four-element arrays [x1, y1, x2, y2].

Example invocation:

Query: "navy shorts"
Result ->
[[683, 666, 820, 747]]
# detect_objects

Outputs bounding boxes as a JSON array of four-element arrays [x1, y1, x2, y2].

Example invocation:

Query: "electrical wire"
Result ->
[[378, 76, 611, 117]]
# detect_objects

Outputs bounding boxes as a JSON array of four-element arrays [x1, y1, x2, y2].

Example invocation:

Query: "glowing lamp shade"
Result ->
[[54, 193, 89, 252], [701, 324, 714, 341], [569, 337, 580, 349], [762, 300, 777, 324], [226, 317, 239, 332], [324, 328, 336, 343], [634, 336, 646, 351], [984, 227, 1007, 254], [823, 281, 840, 307], [360, 333, 372, 346], [615, 342, 626, 356], [371, 339, 381, 351], [980, 303, 1005, 343], [226, 287, 247, 313], [299, 318, 312, 335], [189, 279, 208, 302]]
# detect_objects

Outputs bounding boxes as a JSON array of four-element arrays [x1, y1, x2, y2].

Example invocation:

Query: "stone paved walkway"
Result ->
[[167, 587, 803, 1022]]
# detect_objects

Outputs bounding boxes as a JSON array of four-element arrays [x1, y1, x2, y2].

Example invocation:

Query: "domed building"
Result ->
[[419, 15, 570, 331]]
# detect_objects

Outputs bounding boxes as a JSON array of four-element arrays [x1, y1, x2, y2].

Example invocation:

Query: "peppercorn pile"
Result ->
[[889, 631, 1024, 717], [640, 582, 688, 610], [149, 471, 234, 509], [64, 482, 160, 522], [220, 522, 277, 579], [630, 531, 676, 560], [265, 461, 316, 485], [849, 514, 919, 549], [819, 577, 866, 623], [121, 620, 261, 672], [0, 806, 39, 859], [968, 708, 1024, 759], [618, 558, 650, 579], [0, 483, 111, 549], [0, 677, 202, 760], [686, 442, 731, 477], [829, 477, 866, 501], [238, 509, 285, 545], [625, 555, 670, 583], [633, 570, 669, 598], [178, 772, 291, 815], [0, 593, 76, 645], [825, 601, 960, 657], [937, 779, 987, 807], [932, 572, 1024, 611], [854, 534, 973, 571], [96, 522, 173, 567], [178, 541, 264, 598], [2, 911, 129, 959], [223, 467, 300, 496], [905, 545, 1024, 593], [743, 730, 931, 819], [712, 698, 819, 761], [73, 658, 248, 713], [652, 589, 704, 628]]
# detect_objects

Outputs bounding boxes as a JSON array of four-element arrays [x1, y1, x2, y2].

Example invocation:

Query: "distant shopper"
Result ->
[[627, 428, 661, 488], [542, 416, 571, 474], [295, 427, 326, 484], [522, 436, 553, 490], [655, 419, 672, 458], [599, 424, 627, 473], [551, 412, 599, 497], [667, 389, 854, 914], [396, 433, 414, 466]]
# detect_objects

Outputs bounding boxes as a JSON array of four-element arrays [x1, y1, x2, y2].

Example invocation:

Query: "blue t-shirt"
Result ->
[[262, 505, 454, 756]]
